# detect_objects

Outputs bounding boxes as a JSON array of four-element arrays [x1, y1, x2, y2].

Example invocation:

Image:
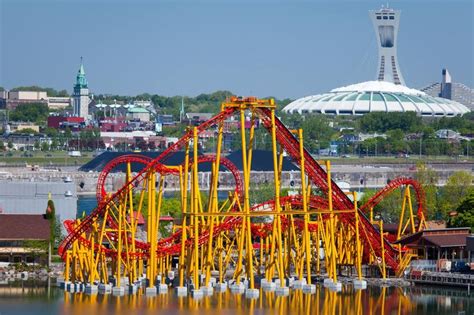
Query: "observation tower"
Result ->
[[369, 6, 405, 85]]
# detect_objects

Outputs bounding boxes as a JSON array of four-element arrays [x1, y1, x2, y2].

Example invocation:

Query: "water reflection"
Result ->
[[1, 280, 472, 315]]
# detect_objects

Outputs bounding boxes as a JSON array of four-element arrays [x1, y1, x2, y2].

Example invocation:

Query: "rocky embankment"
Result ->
[[0, 263, 63, 282]]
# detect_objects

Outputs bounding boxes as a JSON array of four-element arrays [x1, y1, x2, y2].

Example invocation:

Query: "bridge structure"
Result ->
[[59, 97, 426, 298]]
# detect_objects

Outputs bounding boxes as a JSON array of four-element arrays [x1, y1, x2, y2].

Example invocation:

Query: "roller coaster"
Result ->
[[60, 97, 426, 297]]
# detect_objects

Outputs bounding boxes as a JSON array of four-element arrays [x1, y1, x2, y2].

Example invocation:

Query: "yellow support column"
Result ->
[[239, 108, 258, 298], [145, 171, 158, 296], [65, 250, 71, 284], [111, 202, 126, 295], [177, 145, 190, 294], [204, 117, 224, 290], [353, 192, 366, 289], [191, 127, 201, 297], [126, 161, 138, 284], [326, 160, 340, 290], [298, 129, 314, 292], [380, 220, 387, 280], [270, 109, 287, 294]]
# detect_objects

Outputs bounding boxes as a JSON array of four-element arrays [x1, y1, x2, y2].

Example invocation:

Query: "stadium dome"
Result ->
[[283, 81, 470, 117]]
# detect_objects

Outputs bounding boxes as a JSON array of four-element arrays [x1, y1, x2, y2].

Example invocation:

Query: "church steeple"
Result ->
[[73, 57, 90, 119], [75, 57, 88, 89]]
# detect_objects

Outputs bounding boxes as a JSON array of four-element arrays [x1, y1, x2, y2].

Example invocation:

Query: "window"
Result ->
[[378, 26, 394, 47], [384, 94, 398, 102], [383, 16, 388, 20], [377, 16, 381, 20], [372, 93, 384, 102], [389, 16, 394, 20], [359, 93, 371, 101], [345, 93, 359, 101]]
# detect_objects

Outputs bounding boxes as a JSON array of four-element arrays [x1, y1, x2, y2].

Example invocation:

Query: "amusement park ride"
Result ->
[[59, 97, 427, 298]]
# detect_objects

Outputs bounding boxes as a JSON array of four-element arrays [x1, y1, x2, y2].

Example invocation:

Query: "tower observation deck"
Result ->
[[370, 7, 405, 85]]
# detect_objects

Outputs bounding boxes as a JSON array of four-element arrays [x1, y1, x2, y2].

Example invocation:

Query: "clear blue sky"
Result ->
[[0, 0, 472, 99]]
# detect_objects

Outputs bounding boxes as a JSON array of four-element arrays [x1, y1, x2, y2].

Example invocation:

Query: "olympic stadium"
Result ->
[[283, 7, 471, 117], [282, 81, 470, 116]]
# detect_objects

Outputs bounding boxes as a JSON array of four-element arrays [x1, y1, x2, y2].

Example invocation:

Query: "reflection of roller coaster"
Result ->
[[60, 97, 426, 295]]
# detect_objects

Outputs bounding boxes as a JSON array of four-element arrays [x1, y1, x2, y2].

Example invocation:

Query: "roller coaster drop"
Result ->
[[60, 97, 426, 297]]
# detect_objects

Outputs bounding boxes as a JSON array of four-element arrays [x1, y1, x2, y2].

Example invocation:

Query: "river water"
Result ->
[[61, 197, 473, 315], [0, 280, 472, 315]]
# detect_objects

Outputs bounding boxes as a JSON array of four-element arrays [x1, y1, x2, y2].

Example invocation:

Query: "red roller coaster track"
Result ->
[[60, 104, 423, 272], [96, 154, 244, 203], [360, 177, 426, 220]]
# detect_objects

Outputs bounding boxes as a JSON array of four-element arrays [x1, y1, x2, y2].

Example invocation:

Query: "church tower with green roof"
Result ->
[[73, 57, 90, 119]]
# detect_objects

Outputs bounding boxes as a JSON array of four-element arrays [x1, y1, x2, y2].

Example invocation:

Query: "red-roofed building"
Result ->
[[47, 116, 85, 129], [0, 214, 50, 264]]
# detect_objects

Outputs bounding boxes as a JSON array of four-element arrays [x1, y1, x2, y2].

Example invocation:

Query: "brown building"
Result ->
[[397, 227, 471, 260], [0, 214, 50, 264]]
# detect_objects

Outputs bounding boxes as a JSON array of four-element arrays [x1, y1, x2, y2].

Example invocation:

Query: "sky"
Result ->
[[0, 0, 472, 99]]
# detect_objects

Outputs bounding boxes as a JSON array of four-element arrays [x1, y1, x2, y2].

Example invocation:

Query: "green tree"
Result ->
[[45, 200, 61, 242], [359, 112, 422, 133], [9, 103, 49, 124], [50, 139, 59, 150], [41, 142, 50, 151], [439, 171, 474, 215], [448, 192, 474, 229], [44, 127, 59, 137], [7, 141, 13, 149], [415, 163, 439, 219], [301, 115, 335, 152], [0, 140, 4, 151]]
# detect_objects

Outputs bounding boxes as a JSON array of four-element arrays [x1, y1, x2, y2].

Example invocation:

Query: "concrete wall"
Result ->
[[0, 180, 77, 222]]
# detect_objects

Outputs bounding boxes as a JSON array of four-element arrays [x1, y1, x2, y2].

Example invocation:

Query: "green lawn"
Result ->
[[0, 151, 94, 166], [317, 155, 474, 164]]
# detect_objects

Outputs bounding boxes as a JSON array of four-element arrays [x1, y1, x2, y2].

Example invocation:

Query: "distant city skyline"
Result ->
[[0, 0, 472, 99]]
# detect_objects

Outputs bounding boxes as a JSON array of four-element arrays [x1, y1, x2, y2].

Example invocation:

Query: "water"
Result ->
[[77, 195, 97, 218], [0, 280, 472, 315]]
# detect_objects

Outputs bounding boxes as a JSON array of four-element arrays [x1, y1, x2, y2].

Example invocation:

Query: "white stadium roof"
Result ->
[[283, 81, 470, 117]]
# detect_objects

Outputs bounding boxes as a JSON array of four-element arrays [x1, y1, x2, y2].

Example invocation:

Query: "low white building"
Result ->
[[48, 96, 71, 109], [127, 107, 150, 122], [8, 91, 48, 101]]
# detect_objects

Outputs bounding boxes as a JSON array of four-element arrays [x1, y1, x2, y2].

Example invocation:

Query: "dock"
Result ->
[[407, 271, 474, 290]]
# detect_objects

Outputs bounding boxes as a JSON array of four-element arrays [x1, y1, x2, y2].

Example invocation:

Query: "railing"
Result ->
[[407, 271, 474, 288]]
